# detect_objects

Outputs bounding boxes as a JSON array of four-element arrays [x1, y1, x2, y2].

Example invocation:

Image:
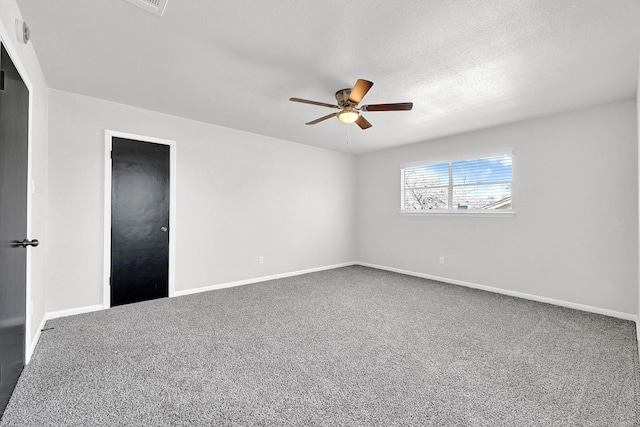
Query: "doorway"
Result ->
[[104, 131, 176, 307], [0, 43, 31, 417]]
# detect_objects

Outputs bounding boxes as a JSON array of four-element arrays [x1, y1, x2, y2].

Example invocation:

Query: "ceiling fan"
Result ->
[[289, 79, 413, 130]]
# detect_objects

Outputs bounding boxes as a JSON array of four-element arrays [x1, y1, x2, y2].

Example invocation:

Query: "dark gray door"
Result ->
[[111, 138, 170, 307], [0, 44, 30, 417]]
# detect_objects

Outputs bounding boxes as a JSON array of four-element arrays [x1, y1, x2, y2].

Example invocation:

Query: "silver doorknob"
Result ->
[[160, 226, 168, 232], [17, 239, 39, 248]]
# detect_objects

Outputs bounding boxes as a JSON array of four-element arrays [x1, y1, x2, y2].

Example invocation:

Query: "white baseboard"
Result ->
[[45, 304, 105, 321], [174, 262, 357, 297], [357, 262, 639, 323], [26, 315, 46, 364], [25, 305, 103, 364], [24, 263, 639, 361], [42, 263, 357, 321]]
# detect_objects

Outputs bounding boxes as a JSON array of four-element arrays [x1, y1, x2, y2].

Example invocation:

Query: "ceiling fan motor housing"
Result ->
[[335, 89, 355, 107]]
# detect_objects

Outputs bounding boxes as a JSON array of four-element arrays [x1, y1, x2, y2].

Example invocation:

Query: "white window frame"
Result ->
[[399, 152, 515, 217]]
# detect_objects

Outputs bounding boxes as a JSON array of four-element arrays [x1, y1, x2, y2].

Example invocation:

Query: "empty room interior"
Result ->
[[1, 1, 640, 425]]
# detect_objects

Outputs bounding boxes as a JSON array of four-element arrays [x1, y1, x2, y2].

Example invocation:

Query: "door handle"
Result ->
[[16, 239, 39, 248], [160, 226, 168, 232]]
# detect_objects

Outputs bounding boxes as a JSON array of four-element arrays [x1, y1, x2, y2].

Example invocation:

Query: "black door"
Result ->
[[0, 44, 30, 417], [111, 138, 170, 307]]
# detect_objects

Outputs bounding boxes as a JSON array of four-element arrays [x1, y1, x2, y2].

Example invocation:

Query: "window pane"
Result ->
[[401, 153, 512, 212], [452, 183, 511, 209], [404, 163, 449, 189], [452, 154, 512, 185], [404, 187, 448, 210]]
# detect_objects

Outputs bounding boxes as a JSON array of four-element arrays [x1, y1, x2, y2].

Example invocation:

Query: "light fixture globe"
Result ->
[[337, 107, 359, 124]]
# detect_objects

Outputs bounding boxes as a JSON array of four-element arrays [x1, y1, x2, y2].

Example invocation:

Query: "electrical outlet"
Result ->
[[259, 256, 264, 264], [439, 256, 445, 265]]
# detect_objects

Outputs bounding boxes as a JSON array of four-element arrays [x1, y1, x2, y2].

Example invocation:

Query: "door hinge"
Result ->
[[109, 277, 112, 286], [0, 70, 4, 91]]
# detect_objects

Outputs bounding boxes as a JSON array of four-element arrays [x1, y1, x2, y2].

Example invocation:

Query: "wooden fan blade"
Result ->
[[290, 97, 340, 109], [361, 102, 413, 112], [355, 115, 372, 130], [306, 112, 338, 125], [348, 79, 374, 104]]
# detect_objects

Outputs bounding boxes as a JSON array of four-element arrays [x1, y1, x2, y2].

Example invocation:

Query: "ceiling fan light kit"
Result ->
[[338, 107, 359, 124], [290, 79, 413, 130]]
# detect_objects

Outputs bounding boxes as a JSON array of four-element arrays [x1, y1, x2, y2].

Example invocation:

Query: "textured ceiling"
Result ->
[[15, 0, 640, 154]]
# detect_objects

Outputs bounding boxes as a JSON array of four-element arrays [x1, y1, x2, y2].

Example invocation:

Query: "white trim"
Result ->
[[400, 149, 514, 169], [25, 263, 355, 359], [22, 262, 638, 363], [399, 210, 515, 218], [45, 304, 104, 321], [26, 315, 46, 364], [103, 137, 111, 308], [173, 262, 357, 297], [357, 262, 639, 322], [25, 304, 104, 362], [103, 130, 177, 309], [26, 304, 105, 361], [636, 54, 640, 367]]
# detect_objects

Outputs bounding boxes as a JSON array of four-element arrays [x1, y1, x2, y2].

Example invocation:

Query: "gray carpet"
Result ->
[[1, 266, 638, 426]]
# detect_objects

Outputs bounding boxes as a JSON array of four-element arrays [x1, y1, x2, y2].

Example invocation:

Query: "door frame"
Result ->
[[0, 33, 35, 363], [103, 130, 176, 308]]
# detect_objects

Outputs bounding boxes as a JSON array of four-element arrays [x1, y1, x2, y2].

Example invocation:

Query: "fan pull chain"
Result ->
[[346, 122, 351, 150]]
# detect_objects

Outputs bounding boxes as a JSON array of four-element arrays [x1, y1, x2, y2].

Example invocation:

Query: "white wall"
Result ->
[[46, 89, 356, 312], [0, 1, 49, 359], [357, 100, 638, 316], [6, 0, 639, 342]]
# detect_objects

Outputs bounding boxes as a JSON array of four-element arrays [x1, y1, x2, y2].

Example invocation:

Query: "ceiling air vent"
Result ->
[[125, 0, 169, 16]]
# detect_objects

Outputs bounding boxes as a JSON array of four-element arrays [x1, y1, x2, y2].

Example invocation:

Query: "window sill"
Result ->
[[398, 210, 515, 218]]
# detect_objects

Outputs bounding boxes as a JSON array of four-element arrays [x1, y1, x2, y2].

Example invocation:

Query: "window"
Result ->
[[401, 153, 512, 212]]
